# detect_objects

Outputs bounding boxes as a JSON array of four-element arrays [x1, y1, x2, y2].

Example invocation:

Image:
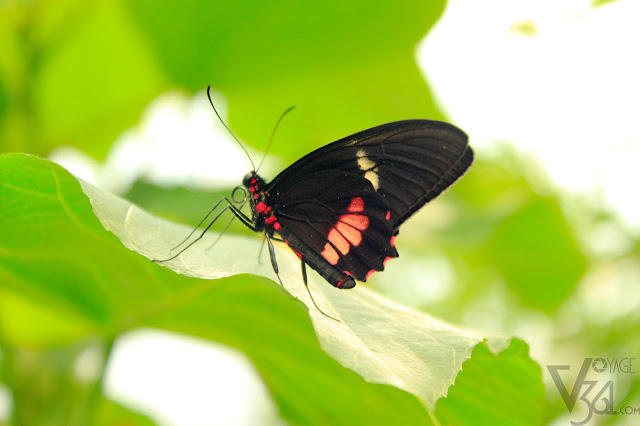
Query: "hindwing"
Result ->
[[272, 170, 397, 284]]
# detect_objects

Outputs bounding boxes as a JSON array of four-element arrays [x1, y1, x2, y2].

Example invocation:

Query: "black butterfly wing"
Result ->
[[267, 119, 473, 229], [271, 170, 398, 287]]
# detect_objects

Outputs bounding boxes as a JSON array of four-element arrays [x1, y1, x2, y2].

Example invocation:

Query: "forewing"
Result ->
[[274, 170, 397, 282], [268, 120, 473, 229]]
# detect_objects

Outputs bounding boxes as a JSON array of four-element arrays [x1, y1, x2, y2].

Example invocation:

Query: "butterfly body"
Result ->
[[241, 119, 474, 290]]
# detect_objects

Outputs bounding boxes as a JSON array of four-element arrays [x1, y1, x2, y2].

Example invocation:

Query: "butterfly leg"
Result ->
[[265, 233, 286, 290], [301, 262, 338, 322], [206, 215, 236, 253], [154, 199, 255, 262], [258, 235, 286, 264], [265, 235, 337, 321], [205, 198, 249, 253], [169, 197, 230, 253]]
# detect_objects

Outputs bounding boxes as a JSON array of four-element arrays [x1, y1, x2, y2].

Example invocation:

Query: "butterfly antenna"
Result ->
[[207, 85, 256, 171], [256, 105, 296, 173]]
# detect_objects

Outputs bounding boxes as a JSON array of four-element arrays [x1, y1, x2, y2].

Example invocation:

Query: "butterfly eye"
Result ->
[[242, 173, 254, 188]]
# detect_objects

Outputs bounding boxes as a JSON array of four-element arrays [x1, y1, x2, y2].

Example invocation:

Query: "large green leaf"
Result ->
[[0, 153, 543, 423]]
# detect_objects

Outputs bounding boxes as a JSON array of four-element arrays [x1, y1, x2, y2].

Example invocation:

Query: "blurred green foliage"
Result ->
[[0, 0, 444, 162], [591, 0, 622, 8], [489, 197, 587, 313], [1, 0, 639, 425]]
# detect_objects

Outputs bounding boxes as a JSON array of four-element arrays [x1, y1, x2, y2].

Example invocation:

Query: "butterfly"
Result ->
[[157, 87, 473, 312]]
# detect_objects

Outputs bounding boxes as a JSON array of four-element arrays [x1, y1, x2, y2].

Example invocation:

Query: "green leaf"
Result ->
[[435, 339, 544, 425], [0, 153, 543, 423]]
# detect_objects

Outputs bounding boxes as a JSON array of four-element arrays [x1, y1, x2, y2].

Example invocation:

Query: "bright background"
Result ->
[[1, 0, 639, 424]]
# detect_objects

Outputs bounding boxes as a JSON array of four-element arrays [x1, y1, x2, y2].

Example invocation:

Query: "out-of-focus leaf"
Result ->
[[0, 153, 543, 422], [92, 396, 155, 426], [510, 21, 537, 36], [33, 0, 167, 159], [435, 339, 544, 425], [2, 337, 149, 426], [489, 198, 588, 313], [452, 151, 534, 211], [0, 81, 7, 119], [3, 341, 104, 425], [124, 181, 244, 226], [127, 0, 447, 162], [592, 0, 622, 8], [1, 0, 447, 163]]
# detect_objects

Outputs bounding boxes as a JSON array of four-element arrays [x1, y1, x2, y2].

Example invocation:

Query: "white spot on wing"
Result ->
[[357, 149, 380, 190], [356, 149, 375, 171]]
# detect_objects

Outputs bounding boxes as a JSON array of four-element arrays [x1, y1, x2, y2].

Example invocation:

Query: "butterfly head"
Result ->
[[242, 172, 267, 198], [242, 172, 255, 189]]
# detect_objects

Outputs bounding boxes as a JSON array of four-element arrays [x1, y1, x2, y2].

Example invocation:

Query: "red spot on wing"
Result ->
[[340, 214, 369, 231], [383, 256, 393, 267], [335, 221, 362, 246], [365, 270, 376, 280], [256, 202, 267, 214], [321, 243, 339, 265], [293, 249, 302, 260], [390, 236, 397, 247], [347, 197, 365, 212], [322, 211, 370, 254], [343, 270, 353, 277], [385, 210, 391, 221], [328, 228, 350, 255]]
